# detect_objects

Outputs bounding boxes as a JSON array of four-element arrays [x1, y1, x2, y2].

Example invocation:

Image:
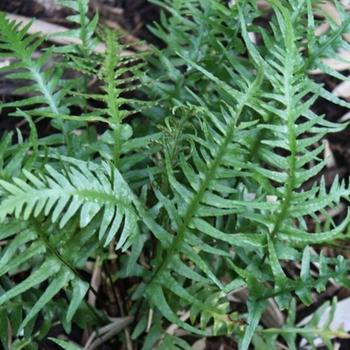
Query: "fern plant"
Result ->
[[0, 0, 350, 349]]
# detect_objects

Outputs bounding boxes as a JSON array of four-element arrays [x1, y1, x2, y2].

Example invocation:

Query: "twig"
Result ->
[[85, 316, 134, 350], [103, 258, 134, 350], [82, 257, 102, 345], [88, 257, 102, 307]]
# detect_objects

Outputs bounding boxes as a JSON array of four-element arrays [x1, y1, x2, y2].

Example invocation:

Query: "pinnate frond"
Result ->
[[0, 162, 139, 249]]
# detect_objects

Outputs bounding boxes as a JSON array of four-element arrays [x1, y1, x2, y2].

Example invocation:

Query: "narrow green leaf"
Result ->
[[267, 236, 287, 285], [146, 283, 207, 336], [279, 211, 350, 244], [0, 258, 61, 305], [193, 218, 264, 249], [0, 308, 9, 350], [20, 269, 73, 330], [240, 300, 266, 350], [49, 338, 82, 350], [67, 279, 88, 325]]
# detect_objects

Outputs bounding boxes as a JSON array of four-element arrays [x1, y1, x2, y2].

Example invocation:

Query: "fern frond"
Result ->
[[144, 68, 264, 334], [144, 1, 350, 347], [0, 220, 91, 334], [0, 162, 139, 249], [0, 14, 66, 116], [57, 0, 99, 55], [1, 0, 350, 348], [146, 0, 253, 114], [72, 29, 147, 164], [254, 298, 350, 350]]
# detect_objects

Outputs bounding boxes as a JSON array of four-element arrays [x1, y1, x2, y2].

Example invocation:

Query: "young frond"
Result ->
[[69, 29, 148, 164], [57, 0, 99, 55]]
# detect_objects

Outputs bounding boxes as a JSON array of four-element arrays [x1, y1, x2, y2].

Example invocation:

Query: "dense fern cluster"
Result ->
[[0, 0, 350, 349]]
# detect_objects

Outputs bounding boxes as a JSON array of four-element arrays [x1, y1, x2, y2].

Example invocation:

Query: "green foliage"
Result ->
[[56, 0, 99, 55], [0, 0, 350, 349], [50, 338, 83, 350], [0, 162, 139, 249], [0, 14, 65, 116], [253, 298, 350, 350]]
